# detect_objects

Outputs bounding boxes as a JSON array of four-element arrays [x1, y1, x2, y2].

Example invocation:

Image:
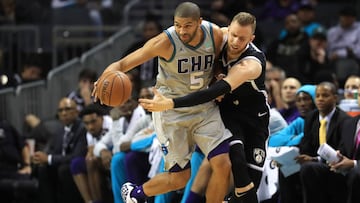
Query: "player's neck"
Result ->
[[188, 28, 203, 47], [227, 49, 245, 62]]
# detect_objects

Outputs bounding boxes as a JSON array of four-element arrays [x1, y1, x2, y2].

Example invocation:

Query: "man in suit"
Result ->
[[297, 82, 350, 203], [32, 97, 87, 203], [305, 113, 360, 203], [328, 114, 360, 203]]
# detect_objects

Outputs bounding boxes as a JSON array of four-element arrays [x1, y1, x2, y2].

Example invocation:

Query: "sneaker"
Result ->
[[121, 182, 138, 203]]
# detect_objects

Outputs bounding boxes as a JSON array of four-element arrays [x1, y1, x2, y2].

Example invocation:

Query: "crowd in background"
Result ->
[[1, 0, 360, 203]]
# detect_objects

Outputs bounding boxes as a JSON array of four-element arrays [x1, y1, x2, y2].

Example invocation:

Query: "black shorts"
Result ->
[[221, 107, 269, 167]]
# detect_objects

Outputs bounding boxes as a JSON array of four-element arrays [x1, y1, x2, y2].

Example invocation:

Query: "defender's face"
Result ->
[[174, 17, 200, 44], [227, 22, 254, 56]]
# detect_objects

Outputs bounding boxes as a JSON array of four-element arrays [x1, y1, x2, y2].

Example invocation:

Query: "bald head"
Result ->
[[174, 2, 200, 20]]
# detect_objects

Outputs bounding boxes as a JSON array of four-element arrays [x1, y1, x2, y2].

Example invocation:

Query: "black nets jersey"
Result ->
[[218, 42, 269, 144]]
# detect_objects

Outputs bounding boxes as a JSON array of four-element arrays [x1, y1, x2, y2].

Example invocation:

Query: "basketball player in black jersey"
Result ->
[[140, 12, 269, 203]]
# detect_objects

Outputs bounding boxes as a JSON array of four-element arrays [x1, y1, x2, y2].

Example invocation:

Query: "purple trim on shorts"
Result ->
[[169, 162, 191, 172], [70, 156, 87, 175], [195, 145, 203, 154], [207, 140, 229, 160]]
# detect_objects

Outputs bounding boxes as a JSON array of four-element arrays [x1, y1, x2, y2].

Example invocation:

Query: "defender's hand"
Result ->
[[139, 88, 174, 112]]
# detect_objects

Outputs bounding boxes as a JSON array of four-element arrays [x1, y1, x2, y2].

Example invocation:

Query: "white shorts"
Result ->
[[152, 101, 232, 170]]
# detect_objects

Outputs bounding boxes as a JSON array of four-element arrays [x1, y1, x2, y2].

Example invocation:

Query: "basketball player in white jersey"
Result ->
[[92, 2, 232, 203], [140, 12, 270, 203]]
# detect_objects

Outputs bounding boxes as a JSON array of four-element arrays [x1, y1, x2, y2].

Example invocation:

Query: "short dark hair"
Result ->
[[79, 68, 97, 83], [231, 12, 257, 34], [79, 103, 105, 118], [317, 81, 337, 95], [174, 2, 200, 20]]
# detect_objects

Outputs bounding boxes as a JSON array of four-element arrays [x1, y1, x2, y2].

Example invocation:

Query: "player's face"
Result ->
[[296, 92, 314, 117], [174, 17, 200, 44], [227, 21, 254, 56]]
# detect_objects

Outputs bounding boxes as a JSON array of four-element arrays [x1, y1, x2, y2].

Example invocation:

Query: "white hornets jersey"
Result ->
[[156, 20, 216, 98]]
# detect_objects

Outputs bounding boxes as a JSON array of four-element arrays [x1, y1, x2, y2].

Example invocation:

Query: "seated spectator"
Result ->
[[327, 113, 360, 203], [298, 82, 350, 203], [24, 113, 63, 152], [70, 104, 113, 203], [203, 0, 250, 27], [32, 97, 87, 203], [268, 84, 316, 203], [279, 3, 324, 39], [327, 6, 360, 63], [266, 82, 348, 203], [92, 98, 145, 203], [68, 68, 98, 112], [269, 84, 317, 147], [343, 75, 360, 100], [0, 119, 33, 202], [339, 75, 360, 116], [266, 14, 309, 81], [265, 66, 287, 110], [327, 6, 360, 87], [258, 0, 300, 22], [0, 53, 46, 89], [120, 87, 154, 186], [298, 27, 330, 83], [278, 77, 302, 124]]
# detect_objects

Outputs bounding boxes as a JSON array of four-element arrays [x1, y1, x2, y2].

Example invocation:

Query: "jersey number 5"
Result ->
[[190, 71, 204, 90]]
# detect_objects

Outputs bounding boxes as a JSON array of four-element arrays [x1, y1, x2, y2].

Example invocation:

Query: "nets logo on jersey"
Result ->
[[253, 148, 266, 164], [177, 55, 213, 73]]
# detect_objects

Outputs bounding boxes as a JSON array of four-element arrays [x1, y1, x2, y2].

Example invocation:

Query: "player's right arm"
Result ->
[[104, 32, 173, 73], [92, 32, 173, 100]]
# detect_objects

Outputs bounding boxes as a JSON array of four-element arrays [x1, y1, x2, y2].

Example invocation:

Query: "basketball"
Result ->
[[97, 70, 132, 107]]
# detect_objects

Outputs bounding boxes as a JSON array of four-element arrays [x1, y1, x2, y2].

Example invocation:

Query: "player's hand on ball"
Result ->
[[139, 87, 174, 112], [93, 71, 132, 107]]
